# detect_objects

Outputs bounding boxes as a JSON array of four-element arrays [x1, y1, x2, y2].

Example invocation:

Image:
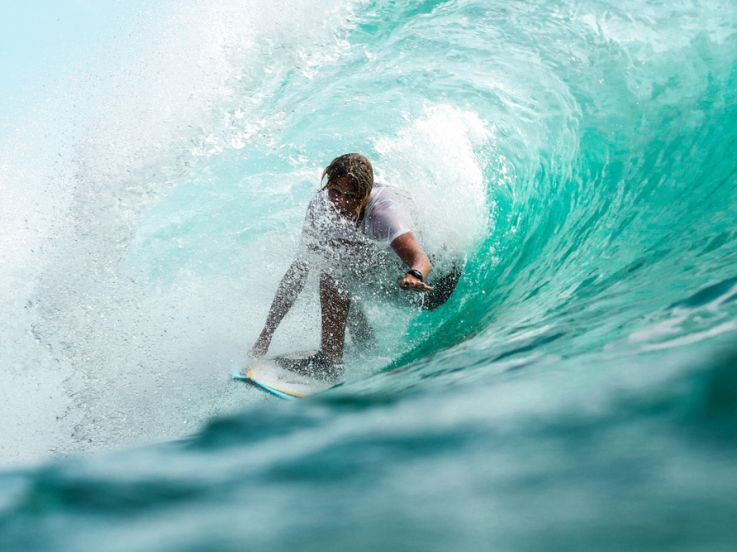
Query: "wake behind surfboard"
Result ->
[[232, 352, 337, 399]]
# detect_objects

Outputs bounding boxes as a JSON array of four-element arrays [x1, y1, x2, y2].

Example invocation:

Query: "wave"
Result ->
[[1, 1, 737, 548]]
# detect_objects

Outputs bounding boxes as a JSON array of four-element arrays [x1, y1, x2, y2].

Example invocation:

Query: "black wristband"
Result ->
[[406, 269, 424, 282]]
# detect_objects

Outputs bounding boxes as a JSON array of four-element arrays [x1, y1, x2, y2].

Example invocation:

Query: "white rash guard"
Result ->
[[298, 182, 416, 263], [295, 181, 461, 308]]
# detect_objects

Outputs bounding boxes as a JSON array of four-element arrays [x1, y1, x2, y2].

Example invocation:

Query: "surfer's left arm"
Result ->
[[391, 232, 433, 291]]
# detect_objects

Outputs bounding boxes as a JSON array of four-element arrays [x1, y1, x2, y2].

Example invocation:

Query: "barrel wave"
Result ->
[[1, 1, 737, 550]]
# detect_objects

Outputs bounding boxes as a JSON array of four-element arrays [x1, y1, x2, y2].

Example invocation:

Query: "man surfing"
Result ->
[[250, 153, 461, 381]]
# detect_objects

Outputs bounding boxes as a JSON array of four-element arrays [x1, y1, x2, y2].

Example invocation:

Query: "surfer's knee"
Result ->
[[421, 265, 463, 311]]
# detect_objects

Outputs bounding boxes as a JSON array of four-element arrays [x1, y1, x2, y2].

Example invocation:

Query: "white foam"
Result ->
[[1, 0, 367, 467], [373, 104, 493, 258]]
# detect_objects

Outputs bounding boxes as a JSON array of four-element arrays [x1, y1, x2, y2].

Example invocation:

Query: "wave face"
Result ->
[[2, 0, 737, 549]]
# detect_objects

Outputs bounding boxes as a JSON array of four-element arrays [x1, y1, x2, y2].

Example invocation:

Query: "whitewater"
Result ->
[[1, 0, 736, 549]]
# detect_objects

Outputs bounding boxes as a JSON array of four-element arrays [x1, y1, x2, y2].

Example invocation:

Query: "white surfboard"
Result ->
[[232, 352, 335, 399]]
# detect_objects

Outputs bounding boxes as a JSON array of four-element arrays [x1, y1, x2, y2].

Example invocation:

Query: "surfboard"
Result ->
[[232, 352, 336, 399]]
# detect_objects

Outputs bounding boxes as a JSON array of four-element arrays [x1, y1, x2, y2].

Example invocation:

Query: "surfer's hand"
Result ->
[[398, 273, 433, 292]]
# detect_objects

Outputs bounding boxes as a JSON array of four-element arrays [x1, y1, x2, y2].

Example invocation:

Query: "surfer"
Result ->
[[250, 153, 461, 380]]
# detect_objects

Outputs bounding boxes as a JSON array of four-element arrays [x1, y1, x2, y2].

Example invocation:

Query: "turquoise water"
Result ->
[[2, 0, 737, 549]]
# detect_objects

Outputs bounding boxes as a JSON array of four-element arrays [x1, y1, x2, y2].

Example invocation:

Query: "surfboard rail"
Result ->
[[232, 352, 335, 399]]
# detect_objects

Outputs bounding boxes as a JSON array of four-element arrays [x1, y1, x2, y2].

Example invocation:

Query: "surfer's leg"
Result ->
[[421, 264, 463, 311], [347, 301, 376, 351], [319, 272, 351, 364]]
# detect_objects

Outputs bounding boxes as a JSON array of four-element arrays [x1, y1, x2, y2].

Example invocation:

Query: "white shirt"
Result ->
[[298, 182, 415, 262]]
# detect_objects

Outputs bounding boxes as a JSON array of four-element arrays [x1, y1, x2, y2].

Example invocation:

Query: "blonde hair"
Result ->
[[320, 153, 374, 215]]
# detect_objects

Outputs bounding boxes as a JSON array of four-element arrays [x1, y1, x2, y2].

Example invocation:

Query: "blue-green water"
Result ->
[[2, 1, 737, 549]]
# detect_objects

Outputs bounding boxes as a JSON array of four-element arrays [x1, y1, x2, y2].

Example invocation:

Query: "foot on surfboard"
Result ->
[[276, 350, 344, 382], [233, 351, 342, 399]]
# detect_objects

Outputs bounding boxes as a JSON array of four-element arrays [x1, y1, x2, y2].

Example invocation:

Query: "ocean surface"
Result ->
[[2, 0, 737, 549]]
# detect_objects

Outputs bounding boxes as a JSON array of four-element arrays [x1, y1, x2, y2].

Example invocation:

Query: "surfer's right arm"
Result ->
[[250, 259, 309, 357]]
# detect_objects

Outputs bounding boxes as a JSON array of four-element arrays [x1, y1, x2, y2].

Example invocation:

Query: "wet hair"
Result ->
[[321, 153, 374, 207]]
